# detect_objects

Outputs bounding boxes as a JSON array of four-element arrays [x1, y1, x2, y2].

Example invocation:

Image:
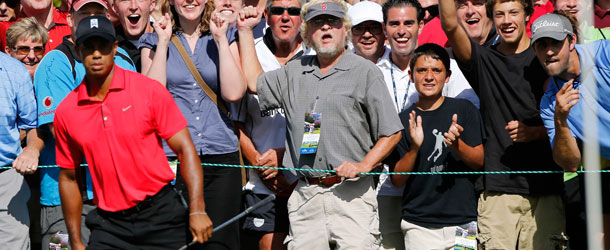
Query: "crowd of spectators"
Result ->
[[1, 0, 610, 249]]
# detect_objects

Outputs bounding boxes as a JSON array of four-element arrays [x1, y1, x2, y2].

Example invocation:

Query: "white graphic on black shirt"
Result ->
[[427, 129, 446, 163]]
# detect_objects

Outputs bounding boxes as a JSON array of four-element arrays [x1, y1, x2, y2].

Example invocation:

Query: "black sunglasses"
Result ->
[[423, 4, 439, 18], [1, 0, 19, 8], [269, 6, 301, 16]]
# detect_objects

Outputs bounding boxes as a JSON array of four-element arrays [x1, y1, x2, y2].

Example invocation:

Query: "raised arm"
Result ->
[[237, 6, 265, 94], [552, 81, 581, 171], [210, 11, 247, 102], [141, 13, 172, 86], [439, 0, 472, 63], [166, 127, 213, 243]]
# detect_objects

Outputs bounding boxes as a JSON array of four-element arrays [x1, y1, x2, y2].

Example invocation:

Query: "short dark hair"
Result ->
[[382, 0, 424, 24], [485, 0, 534, 19], [409, 43, 451, 77]]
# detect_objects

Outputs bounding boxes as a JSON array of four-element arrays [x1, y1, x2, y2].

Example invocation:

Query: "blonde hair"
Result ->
[[299, 0, 351, 49], [164, 0, 215, 35], [6, 17, 49, 48]]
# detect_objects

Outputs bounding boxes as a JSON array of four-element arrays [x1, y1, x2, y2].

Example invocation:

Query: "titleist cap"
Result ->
[[531, 13, 573, 45]]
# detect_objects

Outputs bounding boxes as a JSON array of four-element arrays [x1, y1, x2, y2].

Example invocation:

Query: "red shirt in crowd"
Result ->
[[0, 8, 70, 54], [418, 16, 449, 47], [595, 3, 610, 28], [526, 1, 554, 37], [54, 66, 187, 212]]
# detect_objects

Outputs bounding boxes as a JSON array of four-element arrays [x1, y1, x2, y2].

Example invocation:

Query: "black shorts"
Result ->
[[242, 191, 289, 234]]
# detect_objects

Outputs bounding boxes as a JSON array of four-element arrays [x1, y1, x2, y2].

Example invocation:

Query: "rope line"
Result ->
[[2, 163, 609, 175]]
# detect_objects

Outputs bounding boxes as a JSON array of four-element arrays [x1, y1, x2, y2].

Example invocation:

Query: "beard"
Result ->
[[311, 37, 346, 58]]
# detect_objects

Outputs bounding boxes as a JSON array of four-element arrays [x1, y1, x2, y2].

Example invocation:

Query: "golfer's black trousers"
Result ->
[[85, 185, 189, 249]]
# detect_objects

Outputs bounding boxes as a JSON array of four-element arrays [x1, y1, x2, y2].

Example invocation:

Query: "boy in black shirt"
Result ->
[[392, 43, 485, 249]]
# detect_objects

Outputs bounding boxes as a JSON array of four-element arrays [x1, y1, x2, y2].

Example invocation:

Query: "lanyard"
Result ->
[[389, 58, 411, 112]]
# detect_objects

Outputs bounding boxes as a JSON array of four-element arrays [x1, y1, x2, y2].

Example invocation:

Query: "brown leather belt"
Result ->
[[304, 175, 342, 187]]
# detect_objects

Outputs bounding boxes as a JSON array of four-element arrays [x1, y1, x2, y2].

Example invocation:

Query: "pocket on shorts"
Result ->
[[477, 233, 494, 250], [548, 233, 568, 250]]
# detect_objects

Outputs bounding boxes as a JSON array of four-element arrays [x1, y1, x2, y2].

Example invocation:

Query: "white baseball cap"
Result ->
[[348, 1, 383, 26]]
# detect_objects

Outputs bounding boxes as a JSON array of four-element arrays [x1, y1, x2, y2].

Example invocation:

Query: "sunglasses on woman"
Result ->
[[12, 46, 45, 56]]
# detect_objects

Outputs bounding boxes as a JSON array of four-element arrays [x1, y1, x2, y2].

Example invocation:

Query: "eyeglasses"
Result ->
[[310, 17, 342, 28], [12, 46, 45, 56], [352, 24, 382, 35], [269, 6, 301, 16]]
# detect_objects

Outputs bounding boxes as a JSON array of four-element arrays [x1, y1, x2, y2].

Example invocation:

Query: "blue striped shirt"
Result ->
[[0, 53, 37, 166]]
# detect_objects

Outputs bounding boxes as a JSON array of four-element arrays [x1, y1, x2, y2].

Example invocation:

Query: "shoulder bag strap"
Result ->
[[171, 35, 246, 176], [171, 35, 232, 119]]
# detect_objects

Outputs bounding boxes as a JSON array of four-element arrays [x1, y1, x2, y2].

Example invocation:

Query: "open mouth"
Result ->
[[24, 61, 38, 66], [465, 18, 479, 25], [185, 4, 197, 9], [395, 37, 409, 46], [423, 83, 435, 89], [322, 34, 332, 42], [279, 25, 291, 32], [220, 9, 234, 16], [501, 26, 516, 34], [127, 14, 141, 25]]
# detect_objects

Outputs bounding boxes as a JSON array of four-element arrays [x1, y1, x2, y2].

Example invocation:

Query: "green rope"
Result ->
[[2, 163, 609, 175]]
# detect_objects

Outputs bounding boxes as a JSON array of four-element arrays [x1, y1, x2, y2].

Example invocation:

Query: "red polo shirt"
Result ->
[[418, 17, 449, 47], [0, 9, 70, 54], [54, 66, 187, 212]]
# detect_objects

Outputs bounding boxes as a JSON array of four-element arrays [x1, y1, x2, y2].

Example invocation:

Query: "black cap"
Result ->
[[75, 16, 116, 46]]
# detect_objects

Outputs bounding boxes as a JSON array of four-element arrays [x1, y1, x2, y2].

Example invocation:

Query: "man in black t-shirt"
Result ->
[[439, 0, 567, 249], [392, 43, 485, 249]]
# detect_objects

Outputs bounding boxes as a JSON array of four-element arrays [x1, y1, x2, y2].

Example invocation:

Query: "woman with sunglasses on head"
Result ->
[[139, 0, 246, 248], [5, 17, 48, 80]]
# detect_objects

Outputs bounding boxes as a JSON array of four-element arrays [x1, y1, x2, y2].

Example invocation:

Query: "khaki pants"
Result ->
[[286, 176, 380, 250], [401, 220, 460, 250], [377, 195, 405, 250], [477, 191, 567, 250]]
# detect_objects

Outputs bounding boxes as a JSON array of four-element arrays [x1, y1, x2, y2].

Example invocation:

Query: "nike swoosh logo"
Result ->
[[122, 105, 132, 112]]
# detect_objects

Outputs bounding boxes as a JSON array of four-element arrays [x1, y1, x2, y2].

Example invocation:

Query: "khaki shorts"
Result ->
[[401, 219, 465, 250], [477, 191, 567, 250], [286, 176, 380, 250]]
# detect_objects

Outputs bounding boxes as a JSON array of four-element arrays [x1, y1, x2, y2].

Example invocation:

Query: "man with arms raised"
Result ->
[[55, 16, 212, 249], [239, 0, 403, 248], [439, 0, 566, 248], [236, 0, 303, 248]]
